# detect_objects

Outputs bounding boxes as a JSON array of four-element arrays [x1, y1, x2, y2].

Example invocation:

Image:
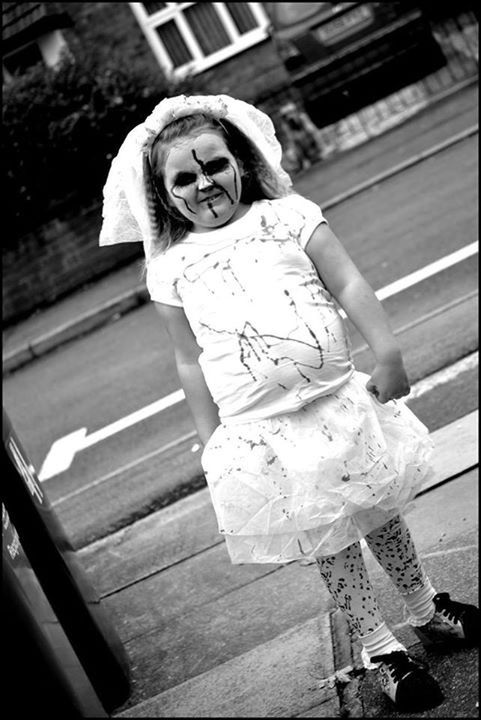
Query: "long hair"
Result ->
[[144, 113, 287, 256]]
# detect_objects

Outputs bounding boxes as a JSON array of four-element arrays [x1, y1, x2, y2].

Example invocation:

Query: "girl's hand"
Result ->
[[365, 356, 411, 404]]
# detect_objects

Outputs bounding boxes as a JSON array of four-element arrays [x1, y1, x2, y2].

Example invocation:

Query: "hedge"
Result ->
[[2, 48, 202, 247]]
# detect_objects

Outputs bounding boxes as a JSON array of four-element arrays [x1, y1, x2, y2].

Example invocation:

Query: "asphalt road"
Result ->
[[3, 133, 478, 550]]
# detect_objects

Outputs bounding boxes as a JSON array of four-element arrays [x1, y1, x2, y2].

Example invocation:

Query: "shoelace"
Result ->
[[370, 651, 420, 682], [433, 592, 463, 623]]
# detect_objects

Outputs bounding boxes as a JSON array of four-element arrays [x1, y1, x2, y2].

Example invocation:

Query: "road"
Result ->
[[3, 133, 478, 550]]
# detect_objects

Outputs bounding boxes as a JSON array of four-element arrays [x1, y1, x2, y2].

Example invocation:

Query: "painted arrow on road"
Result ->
[[38, 388, 185, 480]]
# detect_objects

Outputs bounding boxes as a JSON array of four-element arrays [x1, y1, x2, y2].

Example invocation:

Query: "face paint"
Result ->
[[191, 149, 237, 207], [162, 131, 247, 232], [170, 186, 196, 215], [207, 200, 218, 218]]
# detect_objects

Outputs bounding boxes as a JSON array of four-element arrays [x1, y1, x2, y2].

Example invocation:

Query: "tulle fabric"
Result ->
[[99, 94, 293, 260], [201, 371, 434, 564]]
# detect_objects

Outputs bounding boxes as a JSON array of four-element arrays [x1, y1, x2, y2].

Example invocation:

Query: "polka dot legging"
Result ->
[[316, 514, 426, 636]]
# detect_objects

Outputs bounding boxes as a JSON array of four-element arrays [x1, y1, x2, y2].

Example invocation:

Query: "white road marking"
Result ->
[[38, 389, 185, 480], [375, 242, 478, 301], [82, 389, 185, 448], [338, 241, 478, 318], [51, 430, 198, 506], [39, 428, 88, 481], [38, 242, 478, 482]]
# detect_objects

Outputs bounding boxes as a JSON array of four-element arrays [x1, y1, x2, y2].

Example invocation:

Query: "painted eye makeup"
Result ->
[[173, 158, 229, 187], [203, 158, 230, 175], [174, 172, 196, 187]]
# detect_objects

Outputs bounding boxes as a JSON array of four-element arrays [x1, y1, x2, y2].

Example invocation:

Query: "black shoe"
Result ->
[[371, 650, 443, 711], [412, 592, 480, 647]]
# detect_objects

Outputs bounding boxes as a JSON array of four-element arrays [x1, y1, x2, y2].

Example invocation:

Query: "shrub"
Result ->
[[2, 47, 201, 244]]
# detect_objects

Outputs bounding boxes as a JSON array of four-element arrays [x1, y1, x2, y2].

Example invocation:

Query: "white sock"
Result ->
[[359, 622, 406, 669], [402, 578, 437, 626]]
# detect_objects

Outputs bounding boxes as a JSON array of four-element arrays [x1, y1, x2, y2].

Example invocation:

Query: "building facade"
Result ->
[[2, 3, 477, 326]]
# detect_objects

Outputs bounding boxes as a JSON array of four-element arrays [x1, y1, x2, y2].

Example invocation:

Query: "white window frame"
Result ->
[[129, 2, 270, 78]]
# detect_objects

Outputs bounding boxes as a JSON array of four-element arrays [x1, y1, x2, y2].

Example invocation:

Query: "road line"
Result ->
[[40, 241, 478, 483], [38, 388, 186, 480], [82, 389, 185, 449], [338, 241, 478, 318], [51, 430, 197, 507], [51, 351, 478, 507], [375, 242, 478, 301]]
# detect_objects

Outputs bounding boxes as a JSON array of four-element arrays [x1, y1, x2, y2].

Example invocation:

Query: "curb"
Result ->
[[3, 123, 478, 376], [321, 123, 478, 211], [2, 286, 149, 374], [330, 608, 365, 718]]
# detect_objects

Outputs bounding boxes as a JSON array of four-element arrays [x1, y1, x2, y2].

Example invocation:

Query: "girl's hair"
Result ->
[[144, 112, 287, 255]]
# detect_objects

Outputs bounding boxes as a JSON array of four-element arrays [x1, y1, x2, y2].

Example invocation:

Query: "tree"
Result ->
[[3, 42, 201, 244]]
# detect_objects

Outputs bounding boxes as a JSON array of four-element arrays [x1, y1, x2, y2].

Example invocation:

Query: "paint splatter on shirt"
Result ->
[[146, 195, 354, 422]]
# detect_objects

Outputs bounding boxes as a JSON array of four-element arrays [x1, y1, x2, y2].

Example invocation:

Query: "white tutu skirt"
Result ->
[[201, 372, 434, 564]]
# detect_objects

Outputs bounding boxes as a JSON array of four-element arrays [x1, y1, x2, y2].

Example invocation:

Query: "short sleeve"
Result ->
[[282, 193, 328, 249], [145, 254, 183, 307]]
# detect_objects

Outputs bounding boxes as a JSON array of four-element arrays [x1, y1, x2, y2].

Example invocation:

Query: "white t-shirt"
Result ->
[[146, 194, 354, 423]]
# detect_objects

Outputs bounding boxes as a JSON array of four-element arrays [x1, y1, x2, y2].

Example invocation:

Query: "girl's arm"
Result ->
[[305, 223, 410, 404], [155, 303, 220, 446]]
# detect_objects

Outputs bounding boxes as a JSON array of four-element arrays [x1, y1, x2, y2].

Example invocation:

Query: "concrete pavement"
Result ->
[[2, 82, 478, 375], [77, 410, 478, 718]]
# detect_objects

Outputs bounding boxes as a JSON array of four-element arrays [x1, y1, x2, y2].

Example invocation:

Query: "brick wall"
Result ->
[[199, 38, 292, 102], [2, 201, 142, 325]]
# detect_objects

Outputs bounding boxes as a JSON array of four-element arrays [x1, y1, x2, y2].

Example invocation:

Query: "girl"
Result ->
[[100, 94, 478, 712]]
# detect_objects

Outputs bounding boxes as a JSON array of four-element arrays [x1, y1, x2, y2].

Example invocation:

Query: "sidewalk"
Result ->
[[2, 82, 478, 375], [77, 411, 478, 718]]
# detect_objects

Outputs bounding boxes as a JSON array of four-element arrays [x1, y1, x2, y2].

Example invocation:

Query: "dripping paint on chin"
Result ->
[[207, 200, 218, 218], [228, 161, 243, 204], [233, 171, 239, 202], [171, 186, 196, 215]]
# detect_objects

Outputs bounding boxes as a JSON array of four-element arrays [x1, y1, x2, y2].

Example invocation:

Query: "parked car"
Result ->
[[265, 2, 447, 127], [2, 408, 131, 717]]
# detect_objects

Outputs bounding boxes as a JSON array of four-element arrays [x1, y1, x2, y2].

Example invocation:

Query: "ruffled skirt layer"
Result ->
[[201, 372, 434, 564]]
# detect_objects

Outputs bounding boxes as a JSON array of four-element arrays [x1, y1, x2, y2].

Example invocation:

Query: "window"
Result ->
[[3, 42, 44, 77], [129, 2, 270, 76], [3, 29, 70, 85]]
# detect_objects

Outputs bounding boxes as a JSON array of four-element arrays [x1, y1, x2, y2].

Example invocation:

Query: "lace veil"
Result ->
[[99, 94, 293, 260]]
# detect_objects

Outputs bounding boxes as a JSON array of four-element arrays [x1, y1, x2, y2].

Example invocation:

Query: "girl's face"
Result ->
[[161, 130, 247, 232]]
